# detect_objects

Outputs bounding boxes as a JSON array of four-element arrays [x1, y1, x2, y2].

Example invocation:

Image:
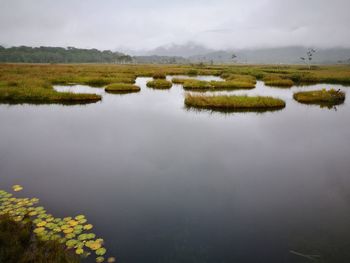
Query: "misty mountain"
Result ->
[[133, 43, 350, 64]]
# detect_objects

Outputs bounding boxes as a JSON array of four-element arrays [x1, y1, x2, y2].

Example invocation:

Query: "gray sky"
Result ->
[[1, 0, 349, 51]]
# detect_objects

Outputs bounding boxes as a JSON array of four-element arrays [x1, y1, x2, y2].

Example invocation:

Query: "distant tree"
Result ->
[[300, 48, 317, 69], [231, 54, 237, 63]]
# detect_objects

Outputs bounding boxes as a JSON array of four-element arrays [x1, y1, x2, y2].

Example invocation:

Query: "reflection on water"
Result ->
[[1, 76, 350, 263]]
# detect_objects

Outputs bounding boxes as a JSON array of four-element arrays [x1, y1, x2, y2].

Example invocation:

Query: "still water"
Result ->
[[1, 76, 350, 263]]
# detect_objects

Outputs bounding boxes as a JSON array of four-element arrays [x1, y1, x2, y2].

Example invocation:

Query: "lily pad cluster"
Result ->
[[0, 186, 115, 263]]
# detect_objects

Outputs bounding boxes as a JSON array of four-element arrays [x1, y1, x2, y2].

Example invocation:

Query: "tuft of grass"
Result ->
[[0, 215, 79, 263], [172, 78, 193, 84], [293, 88, 345, 105], [105, 83, 140, 93], [210, 80, 255, 90], [184, 93, 286, 111], [224, 74, 257, 84], [263, 75, 294, 87], [152, 72, 166, 79], [0, 87, 101, 105], [146, 79, 172, 89], [183, 80, 212, 90], [187, 69, 198, 76]]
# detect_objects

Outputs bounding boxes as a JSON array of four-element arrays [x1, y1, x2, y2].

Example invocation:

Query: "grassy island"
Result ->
[[183, 80, 212, 90], [293, 89, 345, 105], [146, 79, 172, 89], [184, 93, 286, 111], [263, 75, 294, 87], [105, 83, 140, 93], [0, 87, 101, 105], [182, 79, 255, 91]]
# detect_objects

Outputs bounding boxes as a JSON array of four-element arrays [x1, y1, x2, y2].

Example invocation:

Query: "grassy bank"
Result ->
[[146, 79, 172, 89], [293, 89, 345, 105], [105, 83, 140, 93], [184, 93, 286, 111]]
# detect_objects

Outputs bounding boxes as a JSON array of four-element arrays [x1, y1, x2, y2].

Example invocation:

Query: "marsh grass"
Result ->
[[209, 80, 255, 90], [293, 89, 345, 105], [105, 83, 140, 94], [184, 93, 286, 111], [182, 80, 212, 90], [0, 64, 349, 104], [152, 72, 166, 79], [263, 75, 294, 87], [146, 79, 172, 89], [172, 78, 195, 84], [0, 215, 79, 263], [182, 79, 255, 91]]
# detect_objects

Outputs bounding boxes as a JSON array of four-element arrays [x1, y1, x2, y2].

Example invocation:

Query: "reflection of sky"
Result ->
[[1, 77, 350, 263]]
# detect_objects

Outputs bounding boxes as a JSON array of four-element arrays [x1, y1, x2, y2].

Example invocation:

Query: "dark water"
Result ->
[[1, 77, 350, 263]]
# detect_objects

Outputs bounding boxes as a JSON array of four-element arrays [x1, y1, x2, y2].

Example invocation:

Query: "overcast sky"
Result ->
[[1, 0, 349, 51]]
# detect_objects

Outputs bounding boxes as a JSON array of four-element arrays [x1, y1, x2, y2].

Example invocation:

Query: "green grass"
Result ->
[[0, 64, 349, 104], [172, 78, 194, 84], [105, 83, 140, 93], [210, 80, 255, 90], [263, 75, 294, 87], [152, 72, 166, 79], [182, 80, 212, 90], [0, 86, 101, 105], [182, 79, 255, 91], [184, 93, 286, 111], [0, 215, 79, 263], [146, 79, 172, 89], [293, 89, 345, 105]]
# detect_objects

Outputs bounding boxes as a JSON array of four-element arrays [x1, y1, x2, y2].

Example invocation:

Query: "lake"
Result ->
[[1, 76, 350, 263]]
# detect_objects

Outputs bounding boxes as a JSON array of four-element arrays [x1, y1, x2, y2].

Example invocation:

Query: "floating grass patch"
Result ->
[[171, 78, 194, 84], [223, 74, 257, 84], [152, 72, 166, 79], [293, 89, 345, 106], [263, 75, 294, 87], [0, 187, 115, 263], [182, 80, 212, 90], [0, 87, 101, 105], [183, 80, 255, 91], [105, 83, 140, 94], [184, 93, 286, 111], [146, 79, 172, 89]]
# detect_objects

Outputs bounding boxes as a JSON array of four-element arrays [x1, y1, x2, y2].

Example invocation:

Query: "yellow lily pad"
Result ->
[[12, 185, 23, 192]]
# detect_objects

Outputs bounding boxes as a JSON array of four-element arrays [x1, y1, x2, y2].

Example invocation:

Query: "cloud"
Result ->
[[0, 0, 349, 50]]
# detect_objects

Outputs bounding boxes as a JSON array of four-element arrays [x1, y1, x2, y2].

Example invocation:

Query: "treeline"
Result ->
[[0, 46, 132, 63]]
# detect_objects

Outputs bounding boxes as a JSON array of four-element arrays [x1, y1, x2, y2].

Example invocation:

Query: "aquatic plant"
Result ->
[[146, 79, 172, 89], [293, 88, 345, 105], [171, 78, 193, 84], [184, 93, 286, 111], [0, 186, 115, 263], [105, 83, 140, 93]]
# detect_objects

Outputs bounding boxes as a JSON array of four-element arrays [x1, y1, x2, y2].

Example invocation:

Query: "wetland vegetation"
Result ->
[[146, 79, 173, 89], [293, 88, 345, 105], [0, 64, 350, 104], [105, 83, 140, 94], [184, 93, 286, 111], [0, 187, 115, 263]]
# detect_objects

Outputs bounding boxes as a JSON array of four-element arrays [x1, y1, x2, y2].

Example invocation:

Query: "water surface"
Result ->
[[1, 76, 350, 263]]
